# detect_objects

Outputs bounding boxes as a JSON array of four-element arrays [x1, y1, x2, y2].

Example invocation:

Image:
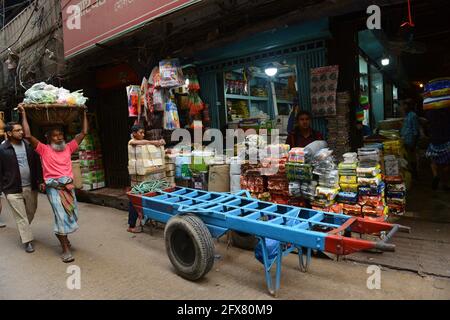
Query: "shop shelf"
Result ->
[[277, 99, 293, 104], [226, 94, 268, 101]]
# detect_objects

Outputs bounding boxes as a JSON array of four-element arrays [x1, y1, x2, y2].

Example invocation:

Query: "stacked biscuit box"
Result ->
[[326, 92, 351, 160], [311, 148, 340, 212], [263, 145, 289, 204], [128, 144, 166, 187], [355, 147, 387, 220], [383, 140, 407, 215], [336, 152, 359, 214], [165, 154, 176, 187], [79, 133, 105, 190], [286, 147, 312, 206]]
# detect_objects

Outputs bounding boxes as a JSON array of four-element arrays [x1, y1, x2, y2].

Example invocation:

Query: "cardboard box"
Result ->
[[72, 161, 83, 189], [191, 172, 208, 191], [208, 164, 230, 192], [128, 162, 166, 176], [79, 151, 102, 160]]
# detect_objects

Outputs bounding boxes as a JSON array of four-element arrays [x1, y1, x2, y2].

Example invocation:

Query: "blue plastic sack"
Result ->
[[254, 238, 280, 265]]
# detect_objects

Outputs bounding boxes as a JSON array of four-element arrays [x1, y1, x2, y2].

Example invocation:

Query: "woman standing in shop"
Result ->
[[425, 107, 450, 190]]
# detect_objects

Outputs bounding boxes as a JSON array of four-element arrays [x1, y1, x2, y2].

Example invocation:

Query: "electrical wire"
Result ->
[[0, 0, 39, 55]]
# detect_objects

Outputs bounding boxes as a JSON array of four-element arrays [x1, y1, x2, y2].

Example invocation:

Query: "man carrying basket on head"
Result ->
[[18, 105, 88, 263]]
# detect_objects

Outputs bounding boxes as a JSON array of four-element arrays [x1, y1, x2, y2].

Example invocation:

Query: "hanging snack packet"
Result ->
[[126, 85, 140, 117], [164, 99, 181, 129], [159, 59, 183, 88]]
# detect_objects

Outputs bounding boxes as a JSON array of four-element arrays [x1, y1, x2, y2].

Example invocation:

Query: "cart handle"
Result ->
[[374, 224, 411, 252]]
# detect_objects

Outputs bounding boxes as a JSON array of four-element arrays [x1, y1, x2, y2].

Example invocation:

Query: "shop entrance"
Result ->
[[97, 88, 130, 188]]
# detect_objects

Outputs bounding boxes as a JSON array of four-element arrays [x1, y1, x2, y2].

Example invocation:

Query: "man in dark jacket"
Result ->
[[286, 110, 323, 148], [0, 122, 42, 253]]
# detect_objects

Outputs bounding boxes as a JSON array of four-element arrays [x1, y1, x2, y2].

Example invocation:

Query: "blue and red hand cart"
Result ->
[[129, 187, 409, 296]]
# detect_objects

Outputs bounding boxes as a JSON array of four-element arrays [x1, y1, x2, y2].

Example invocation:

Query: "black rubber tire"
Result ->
[[164, 214, 215, 281], [230, 231, 259, 251]]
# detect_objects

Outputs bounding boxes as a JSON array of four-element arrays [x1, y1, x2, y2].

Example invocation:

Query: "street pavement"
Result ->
[[0, 194, 449, 300]]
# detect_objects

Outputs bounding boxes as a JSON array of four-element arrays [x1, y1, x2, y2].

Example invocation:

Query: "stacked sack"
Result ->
[[336, 152, 359, 214], [128, 144, 166, 187], [356, 147, 387, 220], [326, 92, 352, 160], [311, 148, 339, 211]]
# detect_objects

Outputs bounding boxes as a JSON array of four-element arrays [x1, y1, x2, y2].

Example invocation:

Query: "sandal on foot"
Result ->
[[127, 226, 143, 233], [61, 252, 75, 263]]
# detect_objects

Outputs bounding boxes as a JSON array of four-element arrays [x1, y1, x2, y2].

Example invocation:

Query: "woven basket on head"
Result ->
[[19, 103, 85, 126]]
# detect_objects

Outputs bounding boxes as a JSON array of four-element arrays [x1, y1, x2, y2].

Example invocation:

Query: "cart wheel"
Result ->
[[164, 214, 215, 281], [230, 231, 258, 251]]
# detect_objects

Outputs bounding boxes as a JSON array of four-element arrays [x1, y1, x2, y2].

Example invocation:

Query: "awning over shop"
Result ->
[[193, 18, 330, 65], [62, 0, 200, 59]]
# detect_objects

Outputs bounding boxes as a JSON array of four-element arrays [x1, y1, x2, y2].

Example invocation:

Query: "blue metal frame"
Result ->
[[134, 187, 356, 295]]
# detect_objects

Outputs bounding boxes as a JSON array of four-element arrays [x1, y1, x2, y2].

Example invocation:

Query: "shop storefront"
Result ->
[[195, 19, 331, 139], [358, 30, 402, 131]]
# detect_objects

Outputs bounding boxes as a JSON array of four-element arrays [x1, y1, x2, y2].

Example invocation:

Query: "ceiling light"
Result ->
[[381, 58, 390, 66], [264, 64, 278, 77]]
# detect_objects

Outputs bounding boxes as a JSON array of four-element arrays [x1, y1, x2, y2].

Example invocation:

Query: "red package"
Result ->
[[343, 204, 361, 216], [358, 195, 383, 207]]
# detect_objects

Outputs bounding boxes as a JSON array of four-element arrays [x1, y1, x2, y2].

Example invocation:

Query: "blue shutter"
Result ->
[[296, 49, 328, 137], [198, 72, 219, 129]]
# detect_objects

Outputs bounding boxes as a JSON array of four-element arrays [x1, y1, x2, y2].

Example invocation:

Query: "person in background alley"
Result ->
[[400, 99, 420, 180], [127, 125, 165, 233], [0, 133, 6, 228], [0, 122, 42, 252], [287, 110, 323, 148], [19, 105, 88, 263], [425, 106, 450, 191]]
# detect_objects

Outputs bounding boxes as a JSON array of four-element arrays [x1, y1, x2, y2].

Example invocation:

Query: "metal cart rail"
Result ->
[[129, 187, 409, 296]]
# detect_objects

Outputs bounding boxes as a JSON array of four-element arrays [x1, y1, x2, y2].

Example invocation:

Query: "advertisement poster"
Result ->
[[310, 65, 339, 117]]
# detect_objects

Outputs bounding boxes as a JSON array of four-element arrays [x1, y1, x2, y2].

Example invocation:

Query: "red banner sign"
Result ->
[[62, 0, 199, 59]]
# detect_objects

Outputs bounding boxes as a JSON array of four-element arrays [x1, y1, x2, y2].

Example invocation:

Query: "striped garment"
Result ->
[[426, 141, 450, 165], [45, 177, 79, 235]]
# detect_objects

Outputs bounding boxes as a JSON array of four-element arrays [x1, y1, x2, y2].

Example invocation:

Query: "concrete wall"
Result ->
[[0, 0, 64, 111]]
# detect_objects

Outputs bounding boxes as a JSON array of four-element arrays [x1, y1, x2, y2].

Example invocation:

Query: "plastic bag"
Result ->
[[153, 88, 164, 111], [255, 238, 280, 265], [126, 85, 140, 117], [56, 88, 71, 104], [163, 100, 180, 129]]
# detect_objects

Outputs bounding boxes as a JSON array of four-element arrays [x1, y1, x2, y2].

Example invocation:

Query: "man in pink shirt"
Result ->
[[19, 105, 88, 263]]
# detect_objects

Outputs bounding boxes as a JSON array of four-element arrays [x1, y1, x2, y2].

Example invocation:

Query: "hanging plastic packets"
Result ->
[[126, 85, 140, 117], [164, 99, 180, 129], [153, 88, 164, 112], [159, 59, 184, 88]]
